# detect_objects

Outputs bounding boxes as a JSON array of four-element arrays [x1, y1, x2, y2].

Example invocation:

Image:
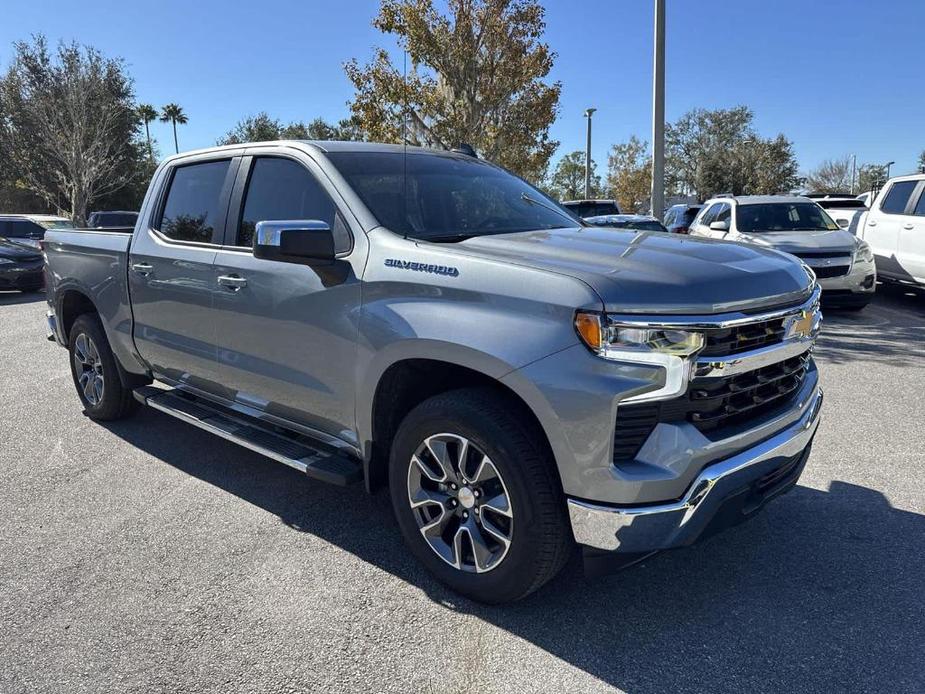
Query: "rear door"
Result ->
[[209, 148, 366, 442], [899, 182, 925, 283], [129, 155, 240, 390], [865, 179, 919, 280]]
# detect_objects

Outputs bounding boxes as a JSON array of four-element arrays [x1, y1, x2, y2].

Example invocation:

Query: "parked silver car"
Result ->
[[690, 195, 875, 309]]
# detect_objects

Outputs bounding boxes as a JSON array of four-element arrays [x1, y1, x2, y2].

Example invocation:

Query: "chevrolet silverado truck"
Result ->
[[43, 142, 823, 603]]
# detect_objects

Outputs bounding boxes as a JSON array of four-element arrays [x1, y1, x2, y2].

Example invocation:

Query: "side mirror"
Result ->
[[709, 220, 730, 232], [836, 218, 850, 228], [254, 220, 335, 264]]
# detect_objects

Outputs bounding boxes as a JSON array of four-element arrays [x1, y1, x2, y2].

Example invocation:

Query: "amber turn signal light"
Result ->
[[574, 312, 602, 351]]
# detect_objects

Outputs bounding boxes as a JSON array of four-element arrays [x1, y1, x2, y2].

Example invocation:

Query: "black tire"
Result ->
[[68, 313, 139, 421], [389, 388, 572, 603]]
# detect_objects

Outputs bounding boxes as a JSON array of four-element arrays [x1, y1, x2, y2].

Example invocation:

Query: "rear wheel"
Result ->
[[389, 388, 572, 603], [68, 313, 139, 421]]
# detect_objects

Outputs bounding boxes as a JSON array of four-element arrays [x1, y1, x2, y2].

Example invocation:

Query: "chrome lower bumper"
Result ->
[[46, 310, 64, 345], [567, 386, 823, 552]]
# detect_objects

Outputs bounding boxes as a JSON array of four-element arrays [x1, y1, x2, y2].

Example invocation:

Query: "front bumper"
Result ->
[[0, 260, 44, 290], [567, 385, 822, 554], [817, 257, 875, 304]]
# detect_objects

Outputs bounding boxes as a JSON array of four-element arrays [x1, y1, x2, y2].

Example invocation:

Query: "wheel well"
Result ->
[[59, 290, 97, 342], [367, 359, 556, 492]]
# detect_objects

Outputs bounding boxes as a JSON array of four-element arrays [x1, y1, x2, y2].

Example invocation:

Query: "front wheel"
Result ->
[[389, 388, 572, 603], [68, 313, 139, 421]]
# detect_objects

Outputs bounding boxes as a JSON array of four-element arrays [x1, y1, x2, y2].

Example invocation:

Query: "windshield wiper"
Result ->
[[521, 192, 582, 225], [422, 232, 478, 243]]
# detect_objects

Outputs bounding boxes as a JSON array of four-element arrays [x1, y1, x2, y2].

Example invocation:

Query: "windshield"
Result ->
[[586, 217, 665, 232], [735, 202, 840, 233], [326, 151, 578, 240], [36, 219, 74, 229], [817, 199, 866, 209]]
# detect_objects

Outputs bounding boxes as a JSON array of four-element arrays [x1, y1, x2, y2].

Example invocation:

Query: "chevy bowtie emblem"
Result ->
[[786, 309, 817, 340]]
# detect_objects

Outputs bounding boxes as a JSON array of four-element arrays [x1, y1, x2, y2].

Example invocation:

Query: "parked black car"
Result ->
[[664, 204, 703, 234], [86, 211, 139, 228], [0, 237, 44, 292]]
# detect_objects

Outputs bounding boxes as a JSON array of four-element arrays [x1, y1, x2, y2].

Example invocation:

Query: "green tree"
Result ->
[[545, 151, 601, 201], [665, 106, 798, 199], [606, 136, 651, 213], [0, 36, 139, 224], [918, 149, 924, 173], [137, 103, 158, 161], [804, 156, 853, 193], [217, 112, 364, 145], [159, 103, 187, 153], [344, 0, 560, 183], [857, 163, 888, 194]]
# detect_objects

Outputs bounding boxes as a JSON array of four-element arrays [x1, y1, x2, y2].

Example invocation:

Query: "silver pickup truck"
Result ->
[[43, 141, 823, 603]]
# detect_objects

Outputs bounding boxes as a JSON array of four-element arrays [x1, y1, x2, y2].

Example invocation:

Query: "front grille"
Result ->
[[613, 354, 811, 463], [793, 251, 849, 259], [699, 316, 787, 357], [811, 265, 850, 278]]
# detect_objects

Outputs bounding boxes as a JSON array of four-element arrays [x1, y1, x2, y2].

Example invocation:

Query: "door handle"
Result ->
[[131, 262, 153, 276], [868, 220, 877, 227], [903, 223, 914, 230], [217, 274, 247, 290]]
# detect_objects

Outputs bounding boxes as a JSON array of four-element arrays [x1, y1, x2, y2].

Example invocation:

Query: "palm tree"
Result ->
[[137, 103, 157, 160], [159, 103, 188, 154]]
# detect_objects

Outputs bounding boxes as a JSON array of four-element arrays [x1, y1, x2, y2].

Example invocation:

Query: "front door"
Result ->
[[898, 182, 925, 283], [129, 156, 239, 389], [210, 150, 366, 445], [866, 179, 919, 280]]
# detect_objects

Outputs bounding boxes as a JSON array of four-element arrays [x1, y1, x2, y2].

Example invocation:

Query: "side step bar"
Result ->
[[133, 386, 362, 486]]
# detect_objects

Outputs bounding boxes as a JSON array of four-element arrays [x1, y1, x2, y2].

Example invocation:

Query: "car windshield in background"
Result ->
[[36, 219, 75, 229], [327, 151, 577, 241], [735, 202, 840, 233], [817, 200, 866, 209], [586, 217, 666, 232]]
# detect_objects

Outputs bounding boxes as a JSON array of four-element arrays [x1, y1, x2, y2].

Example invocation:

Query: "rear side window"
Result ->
[[682, 207, 701, 224], [4, 220, 43, 238], [913, 187, 925, 216], [237, 157, 341, 248], [158, 160, 232, 243], [880, 181, 917, 214]]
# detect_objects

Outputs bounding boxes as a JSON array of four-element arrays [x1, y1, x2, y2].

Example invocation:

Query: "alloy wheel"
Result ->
[[407, 433, 514, 573], [73, 333, 104, 406]]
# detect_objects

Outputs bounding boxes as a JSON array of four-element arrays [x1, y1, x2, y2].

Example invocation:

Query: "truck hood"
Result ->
[[457, 227, 813, 314], [735, 229, 857, 254]]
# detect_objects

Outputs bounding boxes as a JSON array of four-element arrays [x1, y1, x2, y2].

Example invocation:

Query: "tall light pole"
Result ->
[[650, 0, 666, 220], [885, 160, 895, 180], [584, 108, 596, 199]]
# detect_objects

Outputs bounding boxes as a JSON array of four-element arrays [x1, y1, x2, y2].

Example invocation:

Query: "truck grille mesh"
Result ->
[[613, 299, 815, 464]]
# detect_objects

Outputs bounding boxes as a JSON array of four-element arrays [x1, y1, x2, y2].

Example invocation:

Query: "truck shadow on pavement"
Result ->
[[103, 411, 925, 693], [0, 289, 46, 305]]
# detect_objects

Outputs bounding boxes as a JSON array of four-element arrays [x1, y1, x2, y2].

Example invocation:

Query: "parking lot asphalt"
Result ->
[[1, 286, 923, 694]]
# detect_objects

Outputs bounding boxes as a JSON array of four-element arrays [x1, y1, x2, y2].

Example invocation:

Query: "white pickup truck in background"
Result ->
[[857, 173, 925, 288]]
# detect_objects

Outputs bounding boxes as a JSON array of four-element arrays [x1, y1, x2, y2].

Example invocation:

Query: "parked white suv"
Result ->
[[857, 174, 925, 288], [690, 195, 876, 309]]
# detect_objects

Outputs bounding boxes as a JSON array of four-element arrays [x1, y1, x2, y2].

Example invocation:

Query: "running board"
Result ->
[[133, 386, 362, 486]]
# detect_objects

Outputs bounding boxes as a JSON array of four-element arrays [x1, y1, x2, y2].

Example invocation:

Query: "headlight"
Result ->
[[575, 312, 705, 403], [854, 239, 874, 264]]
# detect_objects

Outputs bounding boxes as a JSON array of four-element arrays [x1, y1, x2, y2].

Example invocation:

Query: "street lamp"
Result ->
[[650, 0, 666, 220], [885, 161, 895, 180], [584, 108, 596, 199]]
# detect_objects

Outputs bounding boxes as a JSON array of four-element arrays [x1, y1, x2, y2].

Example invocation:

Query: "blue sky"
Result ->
[[2, 0, 923, 176]]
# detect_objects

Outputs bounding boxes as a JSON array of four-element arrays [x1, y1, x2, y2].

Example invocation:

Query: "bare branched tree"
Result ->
[[804, 156, 854, 193], [0, 36, 139, 224]]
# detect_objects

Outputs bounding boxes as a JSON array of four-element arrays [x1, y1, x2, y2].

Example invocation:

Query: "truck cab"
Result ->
[[858, 174, 925, 287]]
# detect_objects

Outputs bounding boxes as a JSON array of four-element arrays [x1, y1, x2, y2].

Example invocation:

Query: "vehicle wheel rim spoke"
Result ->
[[73, 333, 103, 405], [407, 433, 513, 574]]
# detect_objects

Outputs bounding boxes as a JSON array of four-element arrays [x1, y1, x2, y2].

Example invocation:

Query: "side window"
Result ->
[[714, 203, 731, 223], [238, 157, 344, 250], [699, 204, 719, 226], [158, 159, 232, 243], [912, 186, 925, 217], [880, 181, 917, 215], [664, 208, 676, 225]]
